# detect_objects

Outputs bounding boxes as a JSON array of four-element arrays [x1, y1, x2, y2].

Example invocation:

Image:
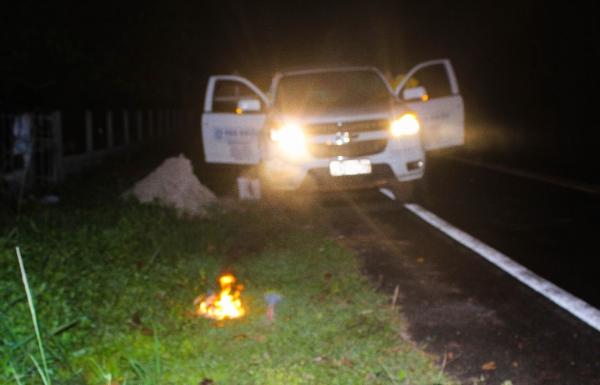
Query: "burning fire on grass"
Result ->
[[194, 273, 245, 320]]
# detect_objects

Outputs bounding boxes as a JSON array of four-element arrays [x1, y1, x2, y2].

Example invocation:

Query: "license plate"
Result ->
[[329, 159, 372, 176]]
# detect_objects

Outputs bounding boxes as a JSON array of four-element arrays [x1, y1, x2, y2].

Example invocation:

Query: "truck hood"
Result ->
[[269, 99, 406, 125]]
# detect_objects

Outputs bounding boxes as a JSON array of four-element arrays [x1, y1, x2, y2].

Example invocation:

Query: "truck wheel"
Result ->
[[259, 179, 277, 205], [389, 180, 415, 202], [414, 175, 431, 204]]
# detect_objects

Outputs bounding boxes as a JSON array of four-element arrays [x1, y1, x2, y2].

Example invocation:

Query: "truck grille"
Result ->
[[308, 139, 388, 158], [305, 119, 389, 135]]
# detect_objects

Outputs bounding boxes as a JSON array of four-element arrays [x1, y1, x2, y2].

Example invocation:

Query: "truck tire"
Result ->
[[389, 180, 415, 202]]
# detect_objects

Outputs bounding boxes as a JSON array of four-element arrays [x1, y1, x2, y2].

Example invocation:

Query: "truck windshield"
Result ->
[[274, 70, 391, 113]]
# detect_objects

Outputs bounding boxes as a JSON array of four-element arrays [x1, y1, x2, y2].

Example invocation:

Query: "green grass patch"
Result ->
[[1, 187, 453, 384]]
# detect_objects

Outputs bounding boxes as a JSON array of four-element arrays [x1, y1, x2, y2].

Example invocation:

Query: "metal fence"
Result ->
[[1, 109, 197, 192]]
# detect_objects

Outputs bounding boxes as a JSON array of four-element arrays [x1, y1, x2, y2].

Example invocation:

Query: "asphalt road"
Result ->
[[421, 155, 600, 308], [316, 156, 600, 384]]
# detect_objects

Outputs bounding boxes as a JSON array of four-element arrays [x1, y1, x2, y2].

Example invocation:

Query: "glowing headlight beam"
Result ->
[[270, 122, 307, 157], [391, 113, 420, 137]]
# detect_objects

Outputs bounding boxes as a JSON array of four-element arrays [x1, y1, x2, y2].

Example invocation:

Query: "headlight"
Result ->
[[270, 122, 307, 157], [390, 113, 420, 137]]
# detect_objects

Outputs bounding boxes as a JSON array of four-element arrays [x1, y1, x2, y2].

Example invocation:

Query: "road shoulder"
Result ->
[[325, 202, 600, 385]]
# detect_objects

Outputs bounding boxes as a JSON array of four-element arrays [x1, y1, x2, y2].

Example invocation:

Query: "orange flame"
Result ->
[[194, 273, 245, 320]]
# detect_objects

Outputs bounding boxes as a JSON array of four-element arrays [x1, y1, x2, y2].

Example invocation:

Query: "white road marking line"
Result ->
[[401, 202, 600, 333], [378, 187, 396, 200], [447, 156, 600, 194]]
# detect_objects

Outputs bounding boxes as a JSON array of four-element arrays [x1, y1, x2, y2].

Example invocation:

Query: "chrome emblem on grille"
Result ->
[[335, 131, 350, 145], [334, 131, 359, 145]]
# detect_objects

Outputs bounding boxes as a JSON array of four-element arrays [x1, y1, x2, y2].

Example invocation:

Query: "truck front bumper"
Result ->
[[260, 143, 425, 191]]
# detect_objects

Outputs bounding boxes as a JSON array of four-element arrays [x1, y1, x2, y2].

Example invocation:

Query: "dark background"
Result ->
[[1, 0, 598, 173]]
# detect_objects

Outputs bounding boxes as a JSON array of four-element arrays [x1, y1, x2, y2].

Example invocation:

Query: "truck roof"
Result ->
[[269, 66, 389, 95], [275, 66, 382, 77]]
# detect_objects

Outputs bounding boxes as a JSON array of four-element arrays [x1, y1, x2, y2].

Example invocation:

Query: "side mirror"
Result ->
[[236, 98, 261, 113], [403, 86, 428, 102]]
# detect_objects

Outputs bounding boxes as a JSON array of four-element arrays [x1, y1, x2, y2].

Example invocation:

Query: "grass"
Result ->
[[15, 247, 51, 385], [0, 169, 454, 384]]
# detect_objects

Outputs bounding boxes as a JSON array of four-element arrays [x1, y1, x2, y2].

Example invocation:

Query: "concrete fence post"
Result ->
[[166, 109, 171, 132], [123, 110, 130, 145], [164, 109, 168, 136], [106, 110, 114, 148], [166, 109, 170, 135], [157, 110, 163, 137], [52, 111, 65, 183], [159, 110, 163, 137], [137, 110, 143, 141], [160, 110, 164, 137], [85, 109, 93, 153], [156, 110, 159, 136], [148, 110, 154, 139], [167, 109, 173, 134]]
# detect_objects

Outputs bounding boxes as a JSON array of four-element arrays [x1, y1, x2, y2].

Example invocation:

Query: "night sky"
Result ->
[[1, 1, 598, 156]]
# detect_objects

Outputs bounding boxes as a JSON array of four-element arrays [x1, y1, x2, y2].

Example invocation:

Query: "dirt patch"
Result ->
[[127, 154, 217, 217]]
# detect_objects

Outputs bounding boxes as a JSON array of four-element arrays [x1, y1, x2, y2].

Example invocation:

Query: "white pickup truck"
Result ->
[[201, 59, 464, 200]]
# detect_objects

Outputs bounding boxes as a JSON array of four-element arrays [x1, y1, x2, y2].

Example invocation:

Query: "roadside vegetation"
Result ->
[[1, 170, 453, 384]]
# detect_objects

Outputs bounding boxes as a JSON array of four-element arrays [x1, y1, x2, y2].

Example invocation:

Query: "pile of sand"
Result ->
[[128, 155, 217, 217]]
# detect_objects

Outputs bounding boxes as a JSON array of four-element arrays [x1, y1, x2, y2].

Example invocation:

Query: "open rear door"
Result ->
[[395, 59, 464, 150], [202, 75, 268, 164]]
